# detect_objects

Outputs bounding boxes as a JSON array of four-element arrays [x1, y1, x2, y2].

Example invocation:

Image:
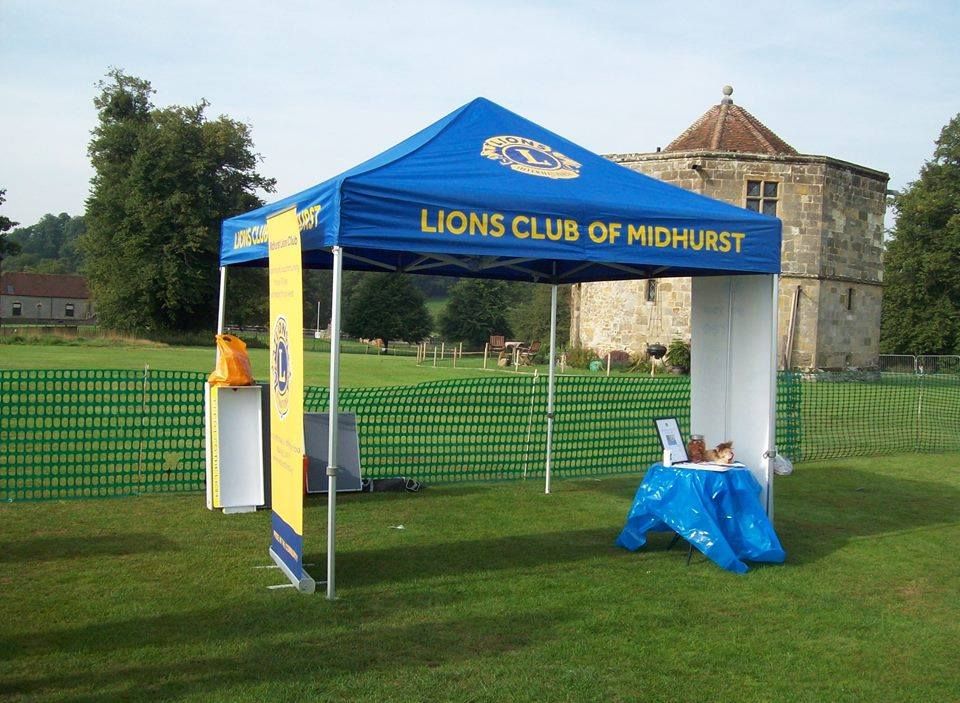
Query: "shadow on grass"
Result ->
[[311, 527, 620, 589], [306, 482, 492, 508], [0, 533, 178, 563], [310, 475, 632, 509], [773, 465, 960, 564], [560, 474, 641, 497], [2, 601, 562, 702]]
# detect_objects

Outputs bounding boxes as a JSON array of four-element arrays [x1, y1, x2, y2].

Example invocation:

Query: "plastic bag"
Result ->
[[773, 454, 794, 476], [208, 334, 255, 387]]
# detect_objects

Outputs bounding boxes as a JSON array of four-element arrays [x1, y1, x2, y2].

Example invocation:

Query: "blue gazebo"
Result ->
[[220, 98, 783, 597]]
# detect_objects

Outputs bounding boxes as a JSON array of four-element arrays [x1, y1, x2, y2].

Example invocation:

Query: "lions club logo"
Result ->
[[481, 135, 581, 179], [271, 316, 291, 420]]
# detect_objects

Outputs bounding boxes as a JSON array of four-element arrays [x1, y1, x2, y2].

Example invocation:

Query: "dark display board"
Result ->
[[303, 413, 362, 493]]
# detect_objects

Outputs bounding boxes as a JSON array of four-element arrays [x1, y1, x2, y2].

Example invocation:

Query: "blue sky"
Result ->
[[2, 0, 958, 226]]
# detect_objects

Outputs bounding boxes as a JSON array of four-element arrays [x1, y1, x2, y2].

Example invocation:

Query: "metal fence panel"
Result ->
[[917, 355, 960, 375], [878, 355, 917, 374]]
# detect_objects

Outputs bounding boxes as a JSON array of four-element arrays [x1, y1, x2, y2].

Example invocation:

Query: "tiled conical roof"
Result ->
[[663, 86, 797, 155]]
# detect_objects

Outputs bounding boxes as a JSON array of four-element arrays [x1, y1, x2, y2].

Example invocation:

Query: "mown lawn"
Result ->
[[0, 341, 532, 388], [0, 338, 641, 389], [1, 453, 958, 702]]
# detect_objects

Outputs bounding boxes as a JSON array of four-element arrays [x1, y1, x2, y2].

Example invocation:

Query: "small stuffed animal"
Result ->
[[704, 441, 735, 464]]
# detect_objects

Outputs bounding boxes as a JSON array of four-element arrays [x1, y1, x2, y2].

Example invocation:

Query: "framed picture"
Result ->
[[653, 417, 688, 464]]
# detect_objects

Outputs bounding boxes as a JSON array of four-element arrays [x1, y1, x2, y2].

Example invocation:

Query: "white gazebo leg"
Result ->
[[326, 246, 343, 600], [545, 284, 558, 495]]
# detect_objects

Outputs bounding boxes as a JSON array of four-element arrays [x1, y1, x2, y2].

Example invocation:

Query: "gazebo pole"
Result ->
[[326, 246, 343, 600], [544, 283, 558, 494], [216, 267, 227, 335], [214, 267, 227, 366], [766, 273, 780, 520]]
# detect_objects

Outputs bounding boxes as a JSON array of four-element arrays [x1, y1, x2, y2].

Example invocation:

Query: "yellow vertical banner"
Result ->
[[266, 207, 314, 592]]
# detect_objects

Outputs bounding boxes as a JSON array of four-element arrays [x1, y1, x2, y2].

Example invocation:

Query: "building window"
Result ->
[[746, 180, 779, 216], [12, 302, 21, 317], [847, 288, 854, 311], [65, 303, 75, 318], [645, 279, 657, 303]]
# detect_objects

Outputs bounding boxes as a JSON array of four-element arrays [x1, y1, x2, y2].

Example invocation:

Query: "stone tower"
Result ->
[[571, 87, 889, 369]]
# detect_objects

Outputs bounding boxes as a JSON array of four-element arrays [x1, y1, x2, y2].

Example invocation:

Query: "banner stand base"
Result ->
[[269, 547, 316, 594]]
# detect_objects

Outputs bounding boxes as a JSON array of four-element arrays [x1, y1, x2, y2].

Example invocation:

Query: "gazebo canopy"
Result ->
[[221, 98, 781, 281]]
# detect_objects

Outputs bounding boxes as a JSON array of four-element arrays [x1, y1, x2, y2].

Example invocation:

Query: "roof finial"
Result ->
[[721, 85, 733, 105]]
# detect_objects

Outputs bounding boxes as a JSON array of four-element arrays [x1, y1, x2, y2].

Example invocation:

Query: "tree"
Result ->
[[3, 212, 85, 273], [219, 269, 330, 333], [223, 268, 269, 329], [0, 189, 20, 260], [302, 270, 332, 333], [342, 273, 432, 349], [439, 279, 515, 348], [81, 69, 275, 333], [881, 113, 960, 355], [506, 283, 571, 352], [410, 274, 456, 300], [0, 189, 19, 334]]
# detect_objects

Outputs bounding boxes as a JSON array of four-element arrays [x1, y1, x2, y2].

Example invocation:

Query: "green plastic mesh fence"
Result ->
[[314, 373, 800, 481], [776, 371, 802, 460], [790, 369, 960, 462], [0, 369, 206, 501], [2, 367, 958, 501], [916, 373, 960, 454], [306, 375, 692, 482], [550, 375, 689, 478]]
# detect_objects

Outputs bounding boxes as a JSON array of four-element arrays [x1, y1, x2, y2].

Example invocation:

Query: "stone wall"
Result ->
[[781, 276, 883, 370], [819, 161, 886, 283], [573, 151, 888, 369], [571, 278, 691, 356], [811, 161, 886, 368], [814, 279, 883, 368]]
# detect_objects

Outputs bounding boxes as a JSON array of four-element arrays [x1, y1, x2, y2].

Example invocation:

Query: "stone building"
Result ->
[[570, 87, 889, 369], [0, 272, 95, 324]]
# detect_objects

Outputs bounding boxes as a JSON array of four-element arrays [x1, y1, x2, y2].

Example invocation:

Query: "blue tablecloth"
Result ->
[[615, 463, 786, 573]]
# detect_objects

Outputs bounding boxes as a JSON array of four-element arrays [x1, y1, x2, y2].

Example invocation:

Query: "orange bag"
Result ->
[[208, 334, 255, 387]]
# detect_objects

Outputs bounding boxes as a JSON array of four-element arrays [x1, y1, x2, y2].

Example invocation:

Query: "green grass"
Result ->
[[0, 341, 503, 388], [1, 452, 958, 701], [0, 340, 629, 388], [424, 297, 447, 331]]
